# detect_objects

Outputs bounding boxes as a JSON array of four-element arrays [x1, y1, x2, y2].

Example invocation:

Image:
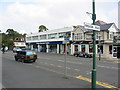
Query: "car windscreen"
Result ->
[[26, 51, 36, 55]]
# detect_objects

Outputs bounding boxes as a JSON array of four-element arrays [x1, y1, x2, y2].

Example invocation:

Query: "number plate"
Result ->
[[30, 56, 33, 59]]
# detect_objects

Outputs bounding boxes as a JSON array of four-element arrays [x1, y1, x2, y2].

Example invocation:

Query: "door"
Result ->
[[117, 47, 120, 58]]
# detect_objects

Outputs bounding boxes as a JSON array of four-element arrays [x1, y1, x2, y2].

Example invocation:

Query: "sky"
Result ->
[[0, 0, 119, 34]]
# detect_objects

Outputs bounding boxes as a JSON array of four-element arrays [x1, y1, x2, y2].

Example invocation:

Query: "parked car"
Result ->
[[21, 48, 30, 51], [74, 51, 84, 57], [13, 47, 22, 53], [83, 52, 93, 58], [14, 50, 37, 63]]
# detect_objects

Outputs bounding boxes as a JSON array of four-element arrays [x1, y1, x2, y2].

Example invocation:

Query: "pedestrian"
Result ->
[[2, 44, 5, 54]]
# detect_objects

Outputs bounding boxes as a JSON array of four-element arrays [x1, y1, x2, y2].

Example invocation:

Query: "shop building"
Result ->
[[26, 27, 74, 54], [72, 20, 120, 59], [26, 20, 120, 59]]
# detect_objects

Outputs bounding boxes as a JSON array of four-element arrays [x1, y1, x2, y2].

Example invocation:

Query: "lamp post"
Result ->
[[92, 0, 97, 88]]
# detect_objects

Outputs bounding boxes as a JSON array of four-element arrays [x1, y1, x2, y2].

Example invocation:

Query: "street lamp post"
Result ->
[[92, 0, 96, 88]]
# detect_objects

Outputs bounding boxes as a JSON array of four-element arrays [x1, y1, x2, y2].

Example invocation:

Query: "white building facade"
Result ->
[[26, 26, 74, 54]]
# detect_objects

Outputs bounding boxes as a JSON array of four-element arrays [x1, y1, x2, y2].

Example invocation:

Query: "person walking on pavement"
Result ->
[[2, 44, 5, 54]]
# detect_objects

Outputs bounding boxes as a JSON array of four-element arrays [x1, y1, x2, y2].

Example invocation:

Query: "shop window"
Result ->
[[98, 45, 103, 54], [89, 45, 93, 53], [75, 45, 78, 51], [113, 47, 117, 52], [81, 45, 85, 52], [109, 45, 112, 54]]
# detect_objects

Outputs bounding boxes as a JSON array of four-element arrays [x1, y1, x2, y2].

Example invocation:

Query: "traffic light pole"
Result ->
[[92, 0, 96, 88]]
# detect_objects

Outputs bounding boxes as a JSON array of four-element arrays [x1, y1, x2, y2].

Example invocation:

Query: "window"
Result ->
[[21, 42, 24, 45], [26, 37, 31, 41], [86, 34, 92, 40], [109, 33, 113, 40], [74, 33, 83, 40], [74, 45, 78, 51], [40, 35, 46, 40], [98, 45, 103, 54], [32, 36, 38, 40], [107, 32, 113, 40], [81, 45, 85, 52], [58, 33, 65, 38], [109, 45, 112, 54], [48, 33, 57, 39]]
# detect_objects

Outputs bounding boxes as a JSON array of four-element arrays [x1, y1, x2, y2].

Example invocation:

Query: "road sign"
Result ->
[[84, 22, 100, 31]]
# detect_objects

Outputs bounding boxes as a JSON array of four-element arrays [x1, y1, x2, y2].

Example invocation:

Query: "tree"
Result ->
[[6, 29, 22, 40], [38, 25, 48, 32]]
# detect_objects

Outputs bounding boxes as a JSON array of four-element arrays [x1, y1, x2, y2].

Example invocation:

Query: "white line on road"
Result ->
[[50, 64, 55, 66], [58, 60, 82, 65], [74, 69, 80, 71], [97, 65, 118, 70], [35, 66, 40, 68], [66, 67, 71, 69], [86, 72, 91, 75], [57, 65, 62, 68], [58, 60, 64, 62]]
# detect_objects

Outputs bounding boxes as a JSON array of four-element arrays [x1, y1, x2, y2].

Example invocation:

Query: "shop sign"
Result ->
[[63, 40, 70, 44]]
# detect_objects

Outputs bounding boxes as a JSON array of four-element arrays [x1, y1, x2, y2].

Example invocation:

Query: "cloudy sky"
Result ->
[[0, 0, 119, 34]]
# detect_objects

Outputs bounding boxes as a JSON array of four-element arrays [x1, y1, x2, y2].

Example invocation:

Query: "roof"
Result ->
[[95, 20, 118, 31], [27, 26, 74, 37], [99, 23, 113, 30], [73, 25, 92, 32]]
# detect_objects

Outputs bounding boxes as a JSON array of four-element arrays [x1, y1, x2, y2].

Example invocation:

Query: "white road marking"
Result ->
[[58, 60, 82, 65], [58, 60, 64, 62], [57, 65, 62, 68], [50, 64, 55, 66], [86, 72, 91, 75], [66, 67, 71, 69], [35, 66, 40, 68], [74, 69, 80, 71], [97, 65, 118, 70]]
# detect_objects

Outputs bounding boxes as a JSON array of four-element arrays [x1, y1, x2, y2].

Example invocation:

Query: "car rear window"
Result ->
[[26, 51, 36, 55]]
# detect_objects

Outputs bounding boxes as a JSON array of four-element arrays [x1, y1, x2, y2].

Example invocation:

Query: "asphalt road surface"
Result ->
[[2, 51, 119, 88]]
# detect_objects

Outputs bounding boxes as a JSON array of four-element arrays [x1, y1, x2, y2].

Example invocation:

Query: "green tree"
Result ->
[[38, 25, 48, 32], [6, 29, 22, 40]]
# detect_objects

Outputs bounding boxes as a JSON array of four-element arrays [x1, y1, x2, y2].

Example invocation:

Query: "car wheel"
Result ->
[[75, 54, 77, 57], [84, 55, 87, 58], [22, 59, 25, 63], [33, 60, 36, 62]]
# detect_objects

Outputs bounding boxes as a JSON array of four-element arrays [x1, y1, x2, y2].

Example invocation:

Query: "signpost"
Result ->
[[85, 0, 100, 88], [63, 36, 70, 78], [84, 22, 100, 31]]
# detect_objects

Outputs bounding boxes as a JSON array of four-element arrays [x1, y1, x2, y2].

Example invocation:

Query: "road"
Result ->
[[2, 51, 119, 88]]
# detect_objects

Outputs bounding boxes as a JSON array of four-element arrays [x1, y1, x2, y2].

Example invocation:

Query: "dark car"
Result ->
[[83, 52, 93, 58], [14, 50, 37, 63], [74, 51, 84, 57]]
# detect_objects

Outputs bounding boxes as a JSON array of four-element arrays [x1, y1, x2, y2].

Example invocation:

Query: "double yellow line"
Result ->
[[76, 76, 120, 89]]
